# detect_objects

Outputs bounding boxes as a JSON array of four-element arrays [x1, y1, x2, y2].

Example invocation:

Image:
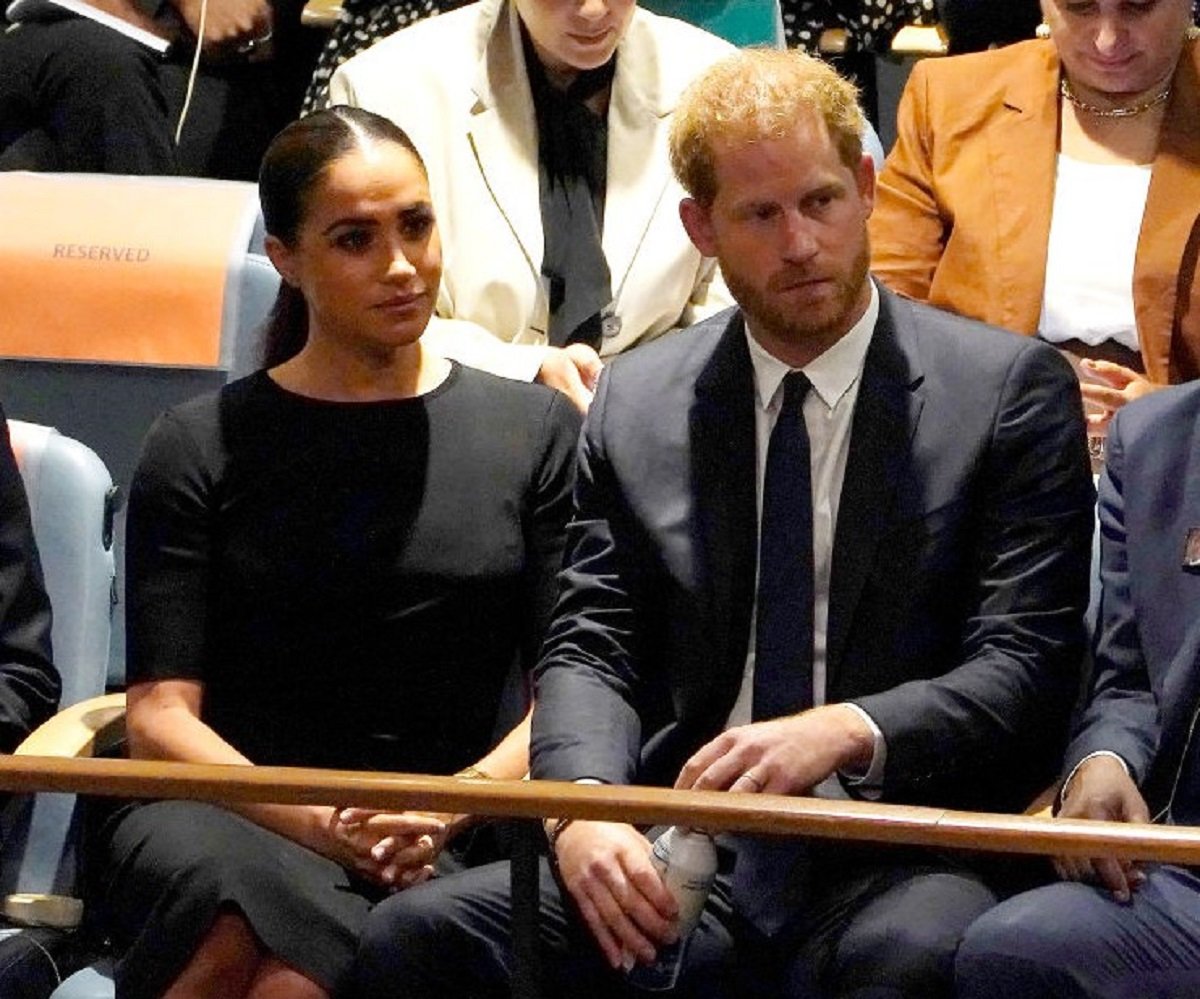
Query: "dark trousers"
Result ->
[[956, 865, 1200, 999], [352, 841, 1006, 999]]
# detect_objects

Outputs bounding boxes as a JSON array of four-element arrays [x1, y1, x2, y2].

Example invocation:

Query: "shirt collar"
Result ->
[[746, 280, 879, 413]]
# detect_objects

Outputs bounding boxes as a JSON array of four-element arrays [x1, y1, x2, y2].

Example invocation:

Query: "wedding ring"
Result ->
[[739, 771, 764, 790]]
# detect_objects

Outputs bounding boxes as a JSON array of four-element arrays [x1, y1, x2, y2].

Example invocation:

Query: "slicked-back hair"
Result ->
[[257, 106, 427, 368]]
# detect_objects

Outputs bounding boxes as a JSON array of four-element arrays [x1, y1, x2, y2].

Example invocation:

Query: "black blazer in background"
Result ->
[[0, 406, 57, 753], [1067, 381, 1200, 820], [531, 286, 1094, 815]]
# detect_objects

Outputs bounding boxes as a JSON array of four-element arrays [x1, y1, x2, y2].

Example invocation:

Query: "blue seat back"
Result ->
[[0, 423, 115, 898]]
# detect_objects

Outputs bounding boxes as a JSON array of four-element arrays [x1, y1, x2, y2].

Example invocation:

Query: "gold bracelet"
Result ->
[[454, 764, 493, 780]]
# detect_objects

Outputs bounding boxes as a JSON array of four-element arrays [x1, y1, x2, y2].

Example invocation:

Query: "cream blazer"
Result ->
[[330, 0, 735, 379], [870, 39, 1200, 386]]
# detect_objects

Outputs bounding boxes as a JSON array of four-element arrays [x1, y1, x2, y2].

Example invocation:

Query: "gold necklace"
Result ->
[[1060, 77, 1172, 118]]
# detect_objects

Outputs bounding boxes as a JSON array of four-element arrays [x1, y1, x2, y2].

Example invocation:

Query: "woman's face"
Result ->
[[516, 0, 636, 76], [1042, 0, 1191, 101], [267, 141, 441, 357]]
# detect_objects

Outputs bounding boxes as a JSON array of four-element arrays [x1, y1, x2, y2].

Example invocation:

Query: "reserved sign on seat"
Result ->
[[0, 173, 261, 367]]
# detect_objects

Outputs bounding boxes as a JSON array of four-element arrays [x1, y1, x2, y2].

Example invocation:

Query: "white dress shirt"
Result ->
[[725, 281, 886, 792]]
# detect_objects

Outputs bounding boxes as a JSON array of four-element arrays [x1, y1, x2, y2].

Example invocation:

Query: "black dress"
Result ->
[[92, 365, 580, 998]]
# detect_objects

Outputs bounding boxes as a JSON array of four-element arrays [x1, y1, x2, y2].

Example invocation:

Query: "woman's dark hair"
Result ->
[[257, 106, 428, 368]]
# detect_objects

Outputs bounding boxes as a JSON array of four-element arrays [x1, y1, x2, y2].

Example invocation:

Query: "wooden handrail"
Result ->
[[1, 755, 1199, 865]]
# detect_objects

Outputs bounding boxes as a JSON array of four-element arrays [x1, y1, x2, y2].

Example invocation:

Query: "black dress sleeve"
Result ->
[[0, 413, 58, 752], [520, 391, 582, 668], [124, 407, 217, 686]]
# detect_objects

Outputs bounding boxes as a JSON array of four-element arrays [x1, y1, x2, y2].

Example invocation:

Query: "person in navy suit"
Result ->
[[957, 380, 1200, 998], [353, 48, 1094, 999]]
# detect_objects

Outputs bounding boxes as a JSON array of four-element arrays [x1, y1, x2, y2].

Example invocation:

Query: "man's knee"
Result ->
[[955, 887, 1102, 999], [826, 872, 997, 998], [355, 879, 501, 999]]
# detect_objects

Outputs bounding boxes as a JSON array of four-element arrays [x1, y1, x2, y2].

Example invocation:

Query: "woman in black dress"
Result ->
[[91, 105, 580, 999]]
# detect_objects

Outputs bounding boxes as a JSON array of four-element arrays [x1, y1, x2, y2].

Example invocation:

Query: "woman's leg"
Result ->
[[160, 909, 262, 999], [95, 801, 375, 999], [246, 958, 329, 999]]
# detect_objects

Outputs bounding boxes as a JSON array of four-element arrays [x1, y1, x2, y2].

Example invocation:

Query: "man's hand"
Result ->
[[1079, 359, 1160, 436], [551, 820, 678, 970], [537, 344, 603, 412], [675, 705, 874, 795], [324, 808, 447, 889], [1054, 755, 1150, 901], [174, 0, 273, 58]]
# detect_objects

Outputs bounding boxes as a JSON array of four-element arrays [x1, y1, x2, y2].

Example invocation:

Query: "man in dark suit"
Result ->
[[956, 381, 1200, 998], [353, 48, 1093, 999]]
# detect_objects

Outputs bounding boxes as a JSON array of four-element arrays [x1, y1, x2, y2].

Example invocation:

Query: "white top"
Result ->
[[1039, 154, 1152, 352], [726, 281, 886, 791]]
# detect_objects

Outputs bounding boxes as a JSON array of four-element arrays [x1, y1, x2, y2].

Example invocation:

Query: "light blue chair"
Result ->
[[0, 423, 117, 997]]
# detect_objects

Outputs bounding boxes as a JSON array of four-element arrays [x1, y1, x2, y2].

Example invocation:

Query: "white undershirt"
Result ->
[[1038, 154, 1151, 352], [725, 282, 885, 791]]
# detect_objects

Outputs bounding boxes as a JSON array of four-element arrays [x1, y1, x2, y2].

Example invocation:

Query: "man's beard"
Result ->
[[727, 243, 871, 348]]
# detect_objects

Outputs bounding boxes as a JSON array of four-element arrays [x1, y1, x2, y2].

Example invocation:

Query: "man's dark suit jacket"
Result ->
[[1067, 381, 1200, 819], [531, 287, 1094, 815]]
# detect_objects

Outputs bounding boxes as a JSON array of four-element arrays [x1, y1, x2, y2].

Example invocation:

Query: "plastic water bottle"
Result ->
[[626, 826, 718, 992]]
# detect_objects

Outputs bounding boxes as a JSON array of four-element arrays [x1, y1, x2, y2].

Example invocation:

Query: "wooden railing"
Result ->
[[2, 754, 1199, 865]]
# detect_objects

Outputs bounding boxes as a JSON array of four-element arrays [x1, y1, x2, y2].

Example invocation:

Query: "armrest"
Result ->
[[818, 24, 948, 57], [301, 0, 342, 28], [14, 693, 126, 759], [818, 28, 847, 54], [890, 24, 949, 56]]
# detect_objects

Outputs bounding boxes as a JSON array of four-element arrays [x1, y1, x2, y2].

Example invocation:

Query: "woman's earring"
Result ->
[[1035, 22, 1051, 39], [1187, 24, 1200, 40]]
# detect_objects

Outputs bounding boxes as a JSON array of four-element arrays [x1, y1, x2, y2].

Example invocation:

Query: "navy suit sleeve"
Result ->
[[853, 342, 1093, 801], [530, 371, 650, 785], [1063, 413, 1158, 783], [0, 416, 58, 753]]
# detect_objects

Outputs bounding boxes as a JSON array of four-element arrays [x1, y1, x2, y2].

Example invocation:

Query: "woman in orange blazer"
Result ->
[[870, 0, 1200, 439]]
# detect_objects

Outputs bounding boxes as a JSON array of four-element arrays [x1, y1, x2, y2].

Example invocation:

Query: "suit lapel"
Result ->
[[984, 42, 1059, 334], [1136, 42, 1200, 382], [691, 313, 758, 707], [826, 290, 925, 685], [602, 12, 673, 306], [468, 1, 543, 280]]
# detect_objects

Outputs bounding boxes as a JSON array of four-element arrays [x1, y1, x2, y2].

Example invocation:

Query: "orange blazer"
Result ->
[[870, 39, 1200, 386]]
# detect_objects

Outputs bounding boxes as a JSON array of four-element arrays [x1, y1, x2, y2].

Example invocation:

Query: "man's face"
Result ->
[[680, 116, 875, 366], [515, 0, 637, 75]]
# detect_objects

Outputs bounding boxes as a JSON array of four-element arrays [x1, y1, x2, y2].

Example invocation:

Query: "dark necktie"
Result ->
[[735, 371, 815, 937], [752, 370, 814, 721]]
